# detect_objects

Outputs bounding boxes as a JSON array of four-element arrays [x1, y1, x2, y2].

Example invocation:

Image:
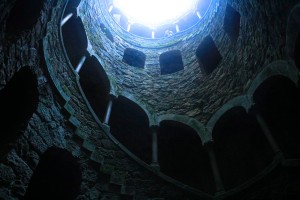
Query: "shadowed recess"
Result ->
[[109, 96, 151, 163], [226, 165, 300, 200], [62, 16, 88, 69], [253, 76, 300, 159], [196, 35, 222, 75], [158, 120, 215, 193], [224, 4, 240, 38], [122, 48, 146, 68], [177, 13, 199, 31], [0, 67, 38, 159], [64, 0, 81, 17], [6, 0, 45, 40], [159, 50, 184, 75], [23, 147, 82, 200], [130, 24, 152, 38], [79, 56, 110, 122], [212, 107, 273, 189], [100, 23, 114, 42]]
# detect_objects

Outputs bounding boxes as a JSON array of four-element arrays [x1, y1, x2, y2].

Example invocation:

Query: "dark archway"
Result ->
[[0, 67, 39, 159], [23, 147, 82, 200], [253, 76, 300, 159], [79, 56, 110, 122], [212, 107, 273, 189], [158, 120, 215, 193], [64, 0, 81, 17], [109, 96, 151, 163], [62, 16, 88, 69], [6, 0, 45, 40]]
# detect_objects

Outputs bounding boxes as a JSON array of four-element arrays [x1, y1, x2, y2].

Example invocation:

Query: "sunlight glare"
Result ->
[[113, 0, 199, 29]]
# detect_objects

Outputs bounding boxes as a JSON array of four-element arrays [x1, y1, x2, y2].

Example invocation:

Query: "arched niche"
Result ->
[[79, 56, 110, 122], [122, 48, 146, 68], [6, 0, 45, 40], [159, 50, 184, 75], [62, 16, 88, 69], [177, 13, 199, 31], [109, 96, 151, 163], [253, 76, 300, 159], [130, 24, 152, 38], [196, 35, 222, 75], [224, 4, 240, 40], [23, 147, 82, 200], [100, 23, 114, 42], [158, 120, 215, 193], [212, 107, 273, 189], [0, 67, 39, 159]]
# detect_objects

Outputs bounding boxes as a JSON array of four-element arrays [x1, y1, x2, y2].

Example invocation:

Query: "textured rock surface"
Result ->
[[80, 0, 296, 124], [0, 0, 300, 199]]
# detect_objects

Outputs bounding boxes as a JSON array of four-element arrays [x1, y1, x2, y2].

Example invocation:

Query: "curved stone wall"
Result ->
[[79, 0, 296, 124]]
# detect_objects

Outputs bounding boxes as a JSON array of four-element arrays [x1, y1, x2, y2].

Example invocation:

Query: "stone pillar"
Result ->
[[75, 55, 87, 73], [255, 113, 281, 153], [61, 13, 73, 26], [150, 126, 160, 170], [104, 95, 114, 124], [205, 142, 225, 193]]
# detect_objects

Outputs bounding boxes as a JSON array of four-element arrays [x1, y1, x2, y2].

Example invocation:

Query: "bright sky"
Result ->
[[113, 0, 199, 29]]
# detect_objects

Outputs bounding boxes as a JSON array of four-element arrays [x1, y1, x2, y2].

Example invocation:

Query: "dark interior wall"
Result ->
[[212, 107, 274, 189], [23, 147, 82, 200], [0, 67, 39, 160], [158, 120, 215, 193], [253, 76, 300, 159], [5, 0, 45, 40]]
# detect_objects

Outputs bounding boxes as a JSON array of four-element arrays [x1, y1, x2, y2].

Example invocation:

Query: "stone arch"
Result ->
[[158, 120, 215, 193], [109, 95, 152, 163], [120, 92, 156, 126], [212, 106, 274, 190], [253, 75, 300, 159], [79, 55, 110, 122], [23, 147, 82, 200], [62, 16, 88, 69], [247, 60, 299, 96], [286, 3, 300, 69], [0, 67, 39, 159], [157, 114, 207, 143], [5, 0, 45, 40], [206, 95, 253, 139]]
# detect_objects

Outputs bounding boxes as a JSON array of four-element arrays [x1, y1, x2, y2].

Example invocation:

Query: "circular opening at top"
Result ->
[[113, 0, 199, 29], [106, 0, 212, 39]]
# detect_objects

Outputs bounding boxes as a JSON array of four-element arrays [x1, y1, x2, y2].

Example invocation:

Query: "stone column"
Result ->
[[104, 95, 114, 124], [75, 55, 87, 73], [150, 126, 160, 170], [61, 13, 74, 26], [205, 142, 225, 193], [255, 112, 281, 153]]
